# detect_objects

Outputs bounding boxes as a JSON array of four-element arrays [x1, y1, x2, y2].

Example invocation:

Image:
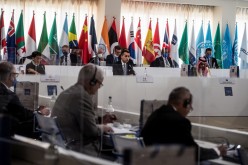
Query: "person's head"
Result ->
[[114, 45, 121, 56], [168, 87, 193, 117], [205, 48, 212, 57], [162, 47, 169, 57], [197, 57, 208, 69], [62, 45, 69, 55], [77, 63, 104, 95], [120, 49, 130, 63], [31, 51, 42, 65], [0, 61, 19, 87]]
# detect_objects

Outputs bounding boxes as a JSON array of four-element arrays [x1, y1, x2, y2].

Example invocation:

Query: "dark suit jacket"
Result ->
[[0, 83, 35, 137], [106, 54, 118, 66], [203, 56, 219, 68], [140, 105, 219, 161], [26, 62, 45, 74], [150, 56, 173, 67], [112, 60, 136, 75]]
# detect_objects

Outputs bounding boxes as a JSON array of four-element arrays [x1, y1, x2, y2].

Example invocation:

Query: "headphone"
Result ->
[[183, 94, 192, 108], [90, 65, 98, 86]]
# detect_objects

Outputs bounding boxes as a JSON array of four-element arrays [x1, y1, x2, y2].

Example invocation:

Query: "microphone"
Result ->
[[128, 64, 136, 75], [60, 86, 64, 91]]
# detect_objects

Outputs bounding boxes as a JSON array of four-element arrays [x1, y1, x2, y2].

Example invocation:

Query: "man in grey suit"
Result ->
[[51, 63, 113, 156]]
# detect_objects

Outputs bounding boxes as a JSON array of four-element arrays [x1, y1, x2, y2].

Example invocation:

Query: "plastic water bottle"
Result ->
[[143, 68, 148, 81], [49, 88, 57, 111], [44, 144, 58, 165], [106, 96, 114, 113]]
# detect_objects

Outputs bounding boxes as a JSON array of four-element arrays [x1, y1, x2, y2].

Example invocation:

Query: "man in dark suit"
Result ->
[[112, 49, 135, 75], [203, 48, 219, 68], [141, 87, 226, 162], [106, 45, 121, 66], [0, 61, 49, 138]]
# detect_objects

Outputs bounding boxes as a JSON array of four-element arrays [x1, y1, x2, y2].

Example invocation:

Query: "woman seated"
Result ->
[[196, 57, 210, 77]]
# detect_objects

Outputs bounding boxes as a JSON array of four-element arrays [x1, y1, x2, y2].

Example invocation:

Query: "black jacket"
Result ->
[[112, 60, 135, 75]]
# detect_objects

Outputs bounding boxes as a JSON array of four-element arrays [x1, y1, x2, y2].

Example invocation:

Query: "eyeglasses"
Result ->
[[11, 72, 19, 78]]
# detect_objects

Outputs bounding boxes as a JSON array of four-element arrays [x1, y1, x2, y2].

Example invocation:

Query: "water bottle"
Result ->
[[143, 68, 148, 81], [49, 88, 57, 112], [106, 96, 114, 113], [44, 144, 58, 165]]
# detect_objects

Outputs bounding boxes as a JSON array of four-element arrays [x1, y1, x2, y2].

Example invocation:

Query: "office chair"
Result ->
[[139, 100, 167, 131], [34, 112, 66, 148]]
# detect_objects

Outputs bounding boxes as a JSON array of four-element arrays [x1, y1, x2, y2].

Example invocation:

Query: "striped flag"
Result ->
[[153, 19, 161, 57], [16, 11, 26, 63], [79, 15, 90, 64], [0, 9, 7, 61], [108, 18, 118, 54], [135, 18, 142, 66], [128, 18, 136, 64], [99, 17, 110, 59], [119, 17, 127, 48], [59, 14, 68, 57], [26, 11, 36, 57], [89, 15, 97, 55], [189, 22, 196, 66], [170, 19, 179, 67], [162, 19, 170, 51], [69, 14, 78, 49], [6, 10, 16, 64]]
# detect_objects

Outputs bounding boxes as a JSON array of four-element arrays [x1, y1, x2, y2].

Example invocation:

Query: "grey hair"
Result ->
[[77, 63, 103, 84], [168, 87, 191, 106], [0, 62, 14, 81]]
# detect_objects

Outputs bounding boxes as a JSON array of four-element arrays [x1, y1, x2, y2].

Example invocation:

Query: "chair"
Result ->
[[34, 112, 66, 148], [123, 145, 195, 165], [139, 100, 167, 130]]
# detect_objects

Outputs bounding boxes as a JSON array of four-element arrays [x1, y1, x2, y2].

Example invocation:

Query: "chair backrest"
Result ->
[[34, 112, 66, 148], [139, 100, 167, 130], [110, 133, 145, 154], [123, 145, 195, 165]]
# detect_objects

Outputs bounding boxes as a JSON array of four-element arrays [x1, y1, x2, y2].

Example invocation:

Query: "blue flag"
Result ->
[[196, 22, 204, 61], [222, 24, 232, 69], [59, 14, 69, 57], [89, 16, 97, 54], [232, 23, 238, 66], [205, 22, 213, 54], [7, 12, 16, 64]]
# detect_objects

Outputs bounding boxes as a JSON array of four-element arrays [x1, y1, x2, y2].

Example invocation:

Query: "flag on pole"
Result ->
[[142, 19, 155, 65], [108, 18, 118, 53], [26, 11, 36, 57], [127, 17, 136, 64], [0, 9, 7, 61], [205, 22, 213, 51], [153, 18, 161, 57], [135, 18, 142, 66], [6, 10, 16, 64], [49, 13, 59, 65], [16, 11, 26, 63], [59, 14, 68, 57], [232, 23, 238, 66], [89, 15, 97, 56], [69, 14, 78, 49], [99, 16, 110, 59], [38, 12, 50, 63], [222, 24, 232, 69], [119, 17, 127, 48], [189, 21, 196, 66], [214, 23, 222, 68], [162, 19, 170, 51], [79, 15, 90, 64], [170, 19, 179, 67], [179, 21, 189, 64], [239, 23, 248, 69], [196, 22, 204, 61]]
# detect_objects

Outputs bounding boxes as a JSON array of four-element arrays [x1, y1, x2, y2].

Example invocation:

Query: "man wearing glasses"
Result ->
[[51, 63, 113, 156], [141, 87, 226, 162], [0, 61, 49, 138], [112, 49, 136, 75]]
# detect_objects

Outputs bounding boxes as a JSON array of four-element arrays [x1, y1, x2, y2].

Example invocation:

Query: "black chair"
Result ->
[[34, 112, 66, 148]]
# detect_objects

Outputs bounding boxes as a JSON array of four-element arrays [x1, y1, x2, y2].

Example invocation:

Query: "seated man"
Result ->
[[0, 61, 49, 138], [112, 49, 135, 75], [203, 48, 219, 69], [26, 51, 45, 74], [60, 45, 71, 66], [150, 47, 173, 67], [51, 63, 113, 156], [106, 45, 122, 66], [196, 57, 210, 77], [141, 87, 226, 162]]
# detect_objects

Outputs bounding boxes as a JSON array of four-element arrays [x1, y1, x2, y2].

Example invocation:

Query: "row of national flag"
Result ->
[[0, 10, 245, 68]]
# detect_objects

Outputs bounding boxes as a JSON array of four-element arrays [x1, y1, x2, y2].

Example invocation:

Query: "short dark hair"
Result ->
[[31, 51, 42, 58], [121, 48, 130, 56], [168, 87, 191, 105], [114, 45, 121, 50], [205, 48, 212, 52], [62, 45, 69, 48]]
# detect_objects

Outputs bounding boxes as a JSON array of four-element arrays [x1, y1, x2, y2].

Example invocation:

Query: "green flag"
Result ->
[[179, 21, 189, 64], [214, 23, 222, 68], [49, 14, 59, 65], [16, 11, 26, 62], [69, 14, 78, 48], [38, 12, 50, 62]]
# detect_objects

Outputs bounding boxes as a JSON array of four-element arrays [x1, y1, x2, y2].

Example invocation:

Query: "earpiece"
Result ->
[[183, 94, 192, 108], [89, 65, 97, 86]]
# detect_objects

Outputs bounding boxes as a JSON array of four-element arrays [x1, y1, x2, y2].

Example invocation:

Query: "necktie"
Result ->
[[123, 63, 127, 75]]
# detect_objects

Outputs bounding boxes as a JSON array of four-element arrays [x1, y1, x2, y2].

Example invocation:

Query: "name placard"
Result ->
[[40, 75, 60, 82]]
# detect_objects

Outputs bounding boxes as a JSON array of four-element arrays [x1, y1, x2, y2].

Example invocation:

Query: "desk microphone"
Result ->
[[60, 86, 64, 91]]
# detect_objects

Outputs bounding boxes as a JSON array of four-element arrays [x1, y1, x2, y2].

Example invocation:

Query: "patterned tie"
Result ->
[[123, 63, 127, 75]]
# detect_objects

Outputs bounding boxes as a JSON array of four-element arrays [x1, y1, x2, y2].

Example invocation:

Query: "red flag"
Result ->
[[118, 17, 127, 48], [163, 19, 170, 51], [79, 16, 90, 64], [108, 18, 118, 53], [0, 10, 7, 60], [135, 18, 142, 66], [26, 11, 36, 57], [153, 19, 160, 57]]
